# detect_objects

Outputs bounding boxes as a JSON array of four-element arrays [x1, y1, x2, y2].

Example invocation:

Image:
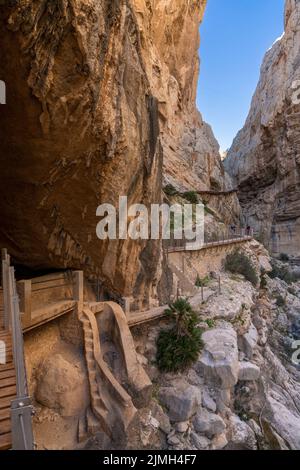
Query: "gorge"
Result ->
[[225, 0, 300, 258], [0, 0, 300, 453]]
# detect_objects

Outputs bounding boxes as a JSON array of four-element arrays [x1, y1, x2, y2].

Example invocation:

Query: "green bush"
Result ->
[[276, 295, 286, 307], [156, 298, 203, 373], [269, 261, 298, 285], [204, 205, 215, 216], [195, 275, 210, 288], [205, 318, 216, 329], [182, 191, 199, 204], [260, 271, 268, 289], [225, 250, 258, 287], [288, 286, 296, 296], [163, 184, 178, 197]]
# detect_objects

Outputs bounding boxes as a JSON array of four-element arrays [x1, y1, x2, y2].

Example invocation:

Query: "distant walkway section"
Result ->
[[166, 228, 254, 254], [197, 189, 238, 196]]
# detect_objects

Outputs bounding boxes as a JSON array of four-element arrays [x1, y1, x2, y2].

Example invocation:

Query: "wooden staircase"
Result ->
[[0, 287, 16, 451]]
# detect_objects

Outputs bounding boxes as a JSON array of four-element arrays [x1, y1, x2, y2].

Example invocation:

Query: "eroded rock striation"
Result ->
[[225, 0, 300, 256], [0, 0, 238, 307]]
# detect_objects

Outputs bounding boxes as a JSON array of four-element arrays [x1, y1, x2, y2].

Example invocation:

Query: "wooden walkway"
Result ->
[[0, 288, 16, 451], [167, 234, 253, 254], [127, 305, 167, 327], [19, 272, 77, 332], [197, 189, 238, 196]]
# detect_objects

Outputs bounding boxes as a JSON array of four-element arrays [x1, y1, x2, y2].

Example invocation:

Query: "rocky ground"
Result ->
[[129, 256, 300, 451]]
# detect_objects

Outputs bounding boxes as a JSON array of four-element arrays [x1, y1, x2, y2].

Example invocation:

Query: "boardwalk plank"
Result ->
[[0, 385, 16, 399], [0, 408, 10, 421], [0, 432, 12, 450]]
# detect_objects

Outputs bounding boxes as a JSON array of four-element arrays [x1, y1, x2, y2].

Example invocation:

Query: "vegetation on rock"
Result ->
[[225, 250, 258, 286], [269, 260, 300, 285], [182, 191, 199, 205], [156, 298, 203, 373]]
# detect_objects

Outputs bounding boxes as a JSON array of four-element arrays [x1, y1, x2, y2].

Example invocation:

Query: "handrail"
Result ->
[[165, 228, 254, 252], [1, 249, 34, 450], [2, 249, 10, 330], [197, 189, 238, 196], [10, 267, 28, 398]]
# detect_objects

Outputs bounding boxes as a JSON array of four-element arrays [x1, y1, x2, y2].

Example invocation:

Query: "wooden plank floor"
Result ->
[[0, 289, 16, 450], [0, 288, 4, 330], [127, 305, 167, 327]]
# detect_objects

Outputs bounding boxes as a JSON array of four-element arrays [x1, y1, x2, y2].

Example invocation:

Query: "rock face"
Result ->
[[158, 379, 201, 422], [35, 354, 90, 417], [197, 326, 240, 389], [224, 0, 300, 256], [0, 0, 238, 308], [0, 0, 164, 308], [192, 408, 226, 437]]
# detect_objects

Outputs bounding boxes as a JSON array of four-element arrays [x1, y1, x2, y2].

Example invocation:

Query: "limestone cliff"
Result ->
[[133, 1, 236, 192], [0, 0, 236, 308], [225, 0, 300, 256]]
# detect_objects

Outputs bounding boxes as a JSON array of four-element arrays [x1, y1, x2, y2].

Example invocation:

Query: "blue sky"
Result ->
[[197, 0, 285, 152]]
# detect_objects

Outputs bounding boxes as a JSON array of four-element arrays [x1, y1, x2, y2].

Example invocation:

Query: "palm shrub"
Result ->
[[276, 295, 286, 307], [156, 298, 203, 373], [195, 275, 210, 288], [164, 184, 178, 197], [182, 191, 199, 204], [260, 268, 268, 289], [225, 250, 258, 286], [279, 253, 290, 262]]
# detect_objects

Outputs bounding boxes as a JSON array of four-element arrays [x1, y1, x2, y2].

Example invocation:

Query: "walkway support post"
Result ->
[[74, 271, 84, 311], [9, 266, 34, 450], [2, 248, 10, 330], [18, 279, 32, 329]]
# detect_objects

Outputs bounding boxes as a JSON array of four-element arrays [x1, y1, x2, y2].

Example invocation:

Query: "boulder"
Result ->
[[159, 379, 201, 422], [211, 433, 228, 450], [238, 362, 260, 381], [176, 421, 190, 433], [152, 402, 171, 435], [167, 434, 181, 447], [197, 326, 240, 389], [238, 322, 258, 360], [202, 389, 217, 413], [35, 353, 89, 417], [193, 409, 226, 437], [227, 415, 257, 450], [265, 395, 300, 450], [216, 389, 232, 415], [190, 432, 210, 450]]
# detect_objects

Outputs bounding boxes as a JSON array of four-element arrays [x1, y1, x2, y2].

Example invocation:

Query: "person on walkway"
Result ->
[[230, 224, 236, 236], [246, 225, 251, 236]]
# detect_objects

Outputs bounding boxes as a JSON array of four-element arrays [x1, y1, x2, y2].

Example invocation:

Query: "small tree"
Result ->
[[195, 274, 202, 288], [225, 250, 258, 287], [279, 253, 289, 262], [195, 275, 210, 301], [164, 184, 178, 197], [182, 191, 199, 204], [156, 298, 203, 373]]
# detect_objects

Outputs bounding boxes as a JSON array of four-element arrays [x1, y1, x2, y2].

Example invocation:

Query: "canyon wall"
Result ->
[[225, 0, 300, 256], [0, 0, 236, 308], [133, 0, 235, 194]]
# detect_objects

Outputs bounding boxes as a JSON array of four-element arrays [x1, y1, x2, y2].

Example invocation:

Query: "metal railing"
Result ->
[[1, 249, 34, 450], [164, 228, 254, 252]]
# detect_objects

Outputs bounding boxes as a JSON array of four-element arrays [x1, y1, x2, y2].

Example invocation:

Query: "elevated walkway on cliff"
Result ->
[[1, 254, 154, 448], [0, 250, 34, 451], [165, 228, 254, 254], [197, 188, 238, 196]]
